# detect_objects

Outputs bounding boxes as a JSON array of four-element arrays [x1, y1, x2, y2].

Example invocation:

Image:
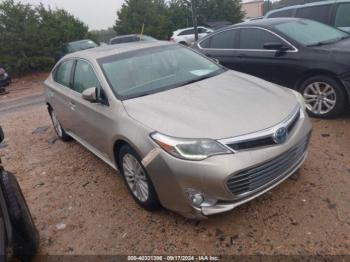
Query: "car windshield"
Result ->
[[99, 45, 223, 99], [274, 19, 349, 46]]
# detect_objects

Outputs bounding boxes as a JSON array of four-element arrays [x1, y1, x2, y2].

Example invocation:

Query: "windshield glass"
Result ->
[[275, 19, 349, 46], [99, 45, 223, 99]]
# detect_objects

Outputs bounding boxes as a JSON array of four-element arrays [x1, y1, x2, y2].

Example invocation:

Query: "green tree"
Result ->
[[0, 0, 93, 75], [196, 0, 244, 25], [114, 0, 170, 40]]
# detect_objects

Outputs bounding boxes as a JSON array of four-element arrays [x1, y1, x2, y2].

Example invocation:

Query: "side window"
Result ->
[[54, 60, 74, 87], [199, 37, 211, 48], [268, 9, 294, 18], [198, 28, 207, 33], [209, 29, 237, 49], [295, 5, 331, 24], [239, 28, 283, 50], [334, 3, 350, 28], [179, 29, 194, 35], [73, 60, 100, 93]]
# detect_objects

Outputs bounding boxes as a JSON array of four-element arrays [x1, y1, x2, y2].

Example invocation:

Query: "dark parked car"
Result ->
[[0, 126, 39, 261], [265, 0, 350, 33], [109, 34, 157, 45], [193, 18, 350, 118], [0, 67, 11, 93], [55, 39, 98, 63]]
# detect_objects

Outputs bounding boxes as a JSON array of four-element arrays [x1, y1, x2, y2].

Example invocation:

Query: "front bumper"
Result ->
[[146, 110, 312, 219]]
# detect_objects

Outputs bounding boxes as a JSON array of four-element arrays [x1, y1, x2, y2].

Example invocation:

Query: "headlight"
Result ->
[[150, 132, 232, 161], [292, 90, 306, 110]]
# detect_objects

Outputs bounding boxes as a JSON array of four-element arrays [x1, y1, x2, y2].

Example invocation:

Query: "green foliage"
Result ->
[[114, 0, 244, 40], [0, 0, 91, 76]]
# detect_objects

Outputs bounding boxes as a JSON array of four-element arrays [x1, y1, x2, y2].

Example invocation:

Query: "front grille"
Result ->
[[226, 108, 301, 151], [226, 134, 310, 197]]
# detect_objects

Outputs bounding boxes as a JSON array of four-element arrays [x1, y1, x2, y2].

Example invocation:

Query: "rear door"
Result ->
[[69, 59, 114, 156], [236, 27, 301, 87], [198, 28, 241, 70], [49, 59, 75, 131]]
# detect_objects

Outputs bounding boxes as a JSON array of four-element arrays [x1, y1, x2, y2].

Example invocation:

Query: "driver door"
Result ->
[[68, 59, 114, 158]]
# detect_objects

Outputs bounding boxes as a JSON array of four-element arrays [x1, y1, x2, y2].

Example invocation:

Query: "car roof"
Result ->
[[64, 40, 173, 60], [227, 17, 304, 28], [265, 0, 350, 16], [67, 39, 94, 45], [110, 34, 142, 40], [173, 26, 209, 33]]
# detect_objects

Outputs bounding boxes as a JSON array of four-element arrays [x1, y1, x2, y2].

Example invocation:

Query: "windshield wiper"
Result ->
[[178, 70, 223, 87]]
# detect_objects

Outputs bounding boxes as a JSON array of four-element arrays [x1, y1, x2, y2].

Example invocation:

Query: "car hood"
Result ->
[[123, 71, 298, 139]]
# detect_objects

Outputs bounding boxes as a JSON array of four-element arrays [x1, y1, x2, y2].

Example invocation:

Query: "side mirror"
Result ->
[[0, 126, 4, 144], [263, 42, 290, 51], [82, 87, 97, 103]]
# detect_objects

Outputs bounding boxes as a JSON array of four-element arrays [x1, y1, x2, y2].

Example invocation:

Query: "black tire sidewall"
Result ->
[[299, 76, 346, 118], [118, 145, 160, 211], [0, 171, 39, 259]]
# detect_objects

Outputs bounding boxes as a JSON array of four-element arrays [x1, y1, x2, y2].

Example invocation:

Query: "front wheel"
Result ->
[[299, 76, 346, 118], [118, 145, 161, 211]]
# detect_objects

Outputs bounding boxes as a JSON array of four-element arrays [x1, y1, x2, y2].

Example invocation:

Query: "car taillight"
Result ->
[[170, 37, 175, 42]]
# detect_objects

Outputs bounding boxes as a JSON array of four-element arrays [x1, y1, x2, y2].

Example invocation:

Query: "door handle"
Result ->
[[69, 101, 76, 111]]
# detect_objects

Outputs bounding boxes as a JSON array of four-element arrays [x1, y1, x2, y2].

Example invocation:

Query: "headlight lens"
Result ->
[[150, 132, 232, 161], [292, 90, 306, 110]]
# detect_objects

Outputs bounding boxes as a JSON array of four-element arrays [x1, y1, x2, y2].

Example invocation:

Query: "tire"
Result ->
[[118, 145, 161, 211], [299, 75, 347, 118], [0, 171, 39, 259], [48, 108, 71, 141]]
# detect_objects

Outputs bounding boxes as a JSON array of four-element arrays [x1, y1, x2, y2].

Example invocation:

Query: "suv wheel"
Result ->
[[0, 171, 39, 259], [118, 145, 161, 211], [300, 75, 346, 118]]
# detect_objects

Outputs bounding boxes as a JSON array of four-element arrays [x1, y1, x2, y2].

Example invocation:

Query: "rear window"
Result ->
[[334, 3, 350, 28], [268, 9, 294, 18], [295, 5, 331, 24], [179, 29, 194, 35], [203, 29, 237, 49]]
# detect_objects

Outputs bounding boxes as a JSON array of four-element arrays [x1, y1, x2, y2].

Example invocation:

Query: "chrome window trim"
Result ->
[[218, 105, 302, 150], [197, 26, 299, 53]]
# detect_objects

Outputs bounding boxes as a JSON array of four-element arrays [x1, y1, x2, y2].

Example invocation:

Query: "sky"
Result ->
[[19, 0, 125, 30]]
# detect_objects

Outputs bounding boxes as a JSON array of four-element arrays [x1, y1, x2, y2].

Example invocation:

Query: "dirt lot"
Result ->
[[0, 75, 349, 256]]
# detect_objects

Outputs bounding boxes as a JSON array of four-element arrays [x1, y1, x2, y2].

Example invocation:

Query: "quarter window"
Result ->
[[295, 5, 331, 24], [239, 28, 283, 50], [73, 60, 100, 93], [208, 29, 237, 49], [335, 3, 350, 28], [54, 60, 74, 87]]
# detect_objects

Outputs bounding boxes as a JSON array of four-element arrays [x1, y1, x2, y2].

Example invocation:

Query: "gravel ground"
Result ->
[[0, 78, 349, 256]]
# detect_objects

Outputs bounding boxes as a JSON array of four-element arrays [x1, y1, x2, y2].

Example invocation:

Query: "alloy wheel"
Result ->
[[303, 82, 337, 115], [122, 153, 149, 202]]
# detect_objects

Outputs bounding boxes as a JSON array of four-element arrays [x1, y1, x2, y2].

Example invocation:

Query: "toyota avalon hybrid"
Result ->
[[44, 42, 312, 219]]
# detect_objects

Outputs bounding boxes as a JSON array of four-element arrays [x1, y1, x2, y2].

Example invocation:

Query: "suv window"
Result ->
[[54, 60, 74, 87], [239, 28, 283, 50], [179, 29, 194, 35], [295, 5, 331, 24], [73, 60, 100, 93], [207, 29, 237, 49], [334, 3, 350, 28], [268, 9, 294, 18]]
